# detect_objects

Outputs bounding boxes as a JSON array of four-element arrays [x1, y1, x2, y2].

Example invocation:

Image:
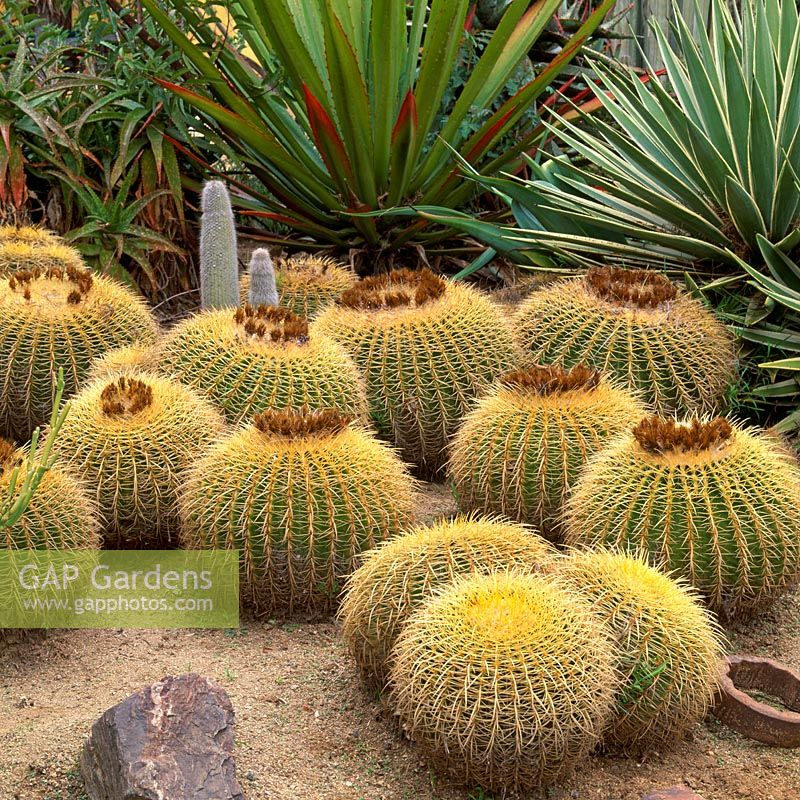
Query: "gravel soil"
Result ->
[[2, 482, 800, 800]]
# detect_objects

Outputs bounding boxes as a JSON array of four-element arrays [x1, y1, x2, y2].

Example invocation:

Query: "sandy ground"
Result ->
[[2, 483, 800, 800]]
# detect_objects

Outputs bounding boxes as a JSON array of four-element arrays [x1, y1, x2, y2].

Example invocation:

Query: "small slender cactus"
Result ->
[[247, 248, 279, 307], [199, 180, 240, 310]]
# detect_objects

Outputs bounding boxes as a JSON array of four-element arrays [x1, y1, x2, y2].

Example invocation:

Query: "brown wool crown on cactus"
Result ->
[[337, 267, 446, 310], [449, 364, 644, 538], [313, 267, 518, 477], [253, 406, 352, 439], [100, 376, 154, 418], [565, 415, 800, 617], [512, 266, 736, 416], [233, 303, 309, 344], [179, 405, 416, 615]]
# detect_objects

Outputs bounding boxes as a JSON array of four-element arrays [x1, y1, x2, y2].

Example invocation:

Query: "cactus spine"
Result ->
[[513, 267, 736, 415], [179, 407, 417, 615], [246, 248, 279, 308], [314, 268, 519, 477], [0, 242, 84, 277], [565, 416, 800, 617], [0, 437, 99, 549], [390, 571, 618, 792], [558, 549, 724, 751], [449, 365, 645, 538], [158, 304, 368, 424], [339, 515, 555, 687], [0, 264, 159, 439], [200, 180, 240, 310], [52, 372, 224, 547]]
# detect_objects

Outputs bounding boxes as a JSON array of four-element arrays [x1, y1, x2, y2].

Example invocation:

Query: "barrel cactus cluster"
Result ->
[[340, 518, 722, 792]]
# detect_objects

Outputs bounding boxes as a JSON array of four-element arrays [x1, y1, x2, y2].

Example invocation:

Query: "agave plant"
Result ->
[[141, 0, 612, 260], [423, 0, 800, 269]]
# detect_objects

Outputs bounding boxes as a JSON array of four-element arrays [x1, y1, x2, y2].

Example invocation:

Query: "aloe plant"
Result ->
[[140, 0, 612, 258]]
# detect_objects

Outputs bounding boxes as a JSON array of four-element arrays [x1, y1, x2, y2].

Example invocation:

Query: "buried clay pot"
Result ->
[[713, 654, 800, 747]]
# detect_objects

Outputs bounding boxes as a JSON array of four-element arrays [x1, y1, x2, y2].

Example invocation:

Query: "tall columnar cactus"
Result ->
[[199, 180, 240, 310], [513, 267, 736, 415], [558, 549, 724, 752], [390, 571, 618, 792], [0, 241, 85, 277], [240, 253, 357, 318], [246, 248, 279, 308], [158, 304, 368, 424], [52, 372, 224, 547], [0, 265, 159, 439], [565, 416, 800, 617], [314, 268, 519, 477], [0, 437, 99, 549], [179, 407, 417, 615], [449, 365, 644, 538], [339, 515, 555, 687]]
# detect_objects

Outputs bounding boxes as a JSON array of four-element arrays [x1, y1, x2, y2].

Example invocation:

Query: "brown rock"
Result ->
[[80, 673, 244, 800]]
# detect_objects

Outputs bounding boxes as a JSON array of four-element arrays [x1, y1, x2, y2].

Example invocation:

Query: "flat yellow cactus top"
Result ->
[[276, 254, 355, 291], [0, 225, 61, 246]]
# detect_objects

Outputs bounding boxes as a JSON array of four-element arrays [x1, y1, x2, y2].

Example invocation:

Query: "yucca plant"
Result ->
[[141, 0, 613, 259], [428, 0, 800, 269]]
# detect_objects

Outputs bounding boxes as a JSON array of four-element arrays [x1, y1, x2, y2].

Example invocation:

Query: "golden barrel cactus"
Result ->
[[0, 241, 85, 277], [0, 265, 159, 438], [565, 416, 800, 617], [558, 549, 724, 751], [240, 253, 356, 318], [449, 365, 644, 538], [52, 372, 224, 547], [390, 571, 618, 792], [339, 515, 555, 687], [86, 344, 159, 383], [0, 438, 99, 549], [314, 268, 518, 477], [158, 304, 368, 424], [179, 407, 416, 615], [0, 225, 62, 248], [513, 266, 736, 415]]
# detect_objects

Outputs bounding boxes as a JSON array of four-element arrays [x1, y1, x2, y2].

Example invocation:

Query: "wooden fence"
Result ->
[[606, 0, 714, 68]]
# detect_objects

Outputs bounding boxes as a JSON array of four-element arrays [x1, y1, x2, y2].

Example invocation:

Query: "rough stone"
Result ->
[[80, 673, 244, 800]]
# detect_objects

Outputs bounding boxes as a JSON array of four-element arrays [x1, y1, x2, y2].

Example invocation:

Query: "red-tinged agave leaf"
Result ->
[[392, 90, 418, 144], [303, 83, 355, 193], [465, 3, 477, 31], [0, 123, 11, 154]]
